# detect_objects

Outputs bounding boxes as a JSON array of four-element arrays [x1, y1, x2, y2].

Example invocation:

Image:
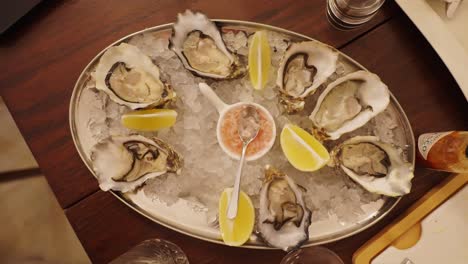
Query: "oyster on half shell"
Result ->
[[90, 135, 182, 192], [258, 166, 312, 251], [169, 10, 245, 79], [329, 136, 414, 197], [310, 70, 390, 140], [94, 43, 176, 109], [277, 41, 339, 113]]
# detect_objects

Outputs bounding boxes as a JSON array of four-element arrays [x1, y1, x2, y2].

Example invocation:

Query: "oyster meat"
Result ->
[[310, 70, 390, 140], [258, 166, 312, 251], [94, 43, 176, 109], [90, 135, 182, 192], [170, 10, 244, 79], [330, 136, 414, 196], [277, 41, 339, 113]]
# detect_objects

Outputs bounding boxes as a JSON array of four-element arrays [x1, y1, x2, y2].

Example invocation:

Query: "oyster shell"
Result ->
[[310, 70, 390, 140], [330, 136, 414, 196], [277, 41, 339, 113], [258, 166, 312, 251], [90, 135, 182, 192], [169, 10, 244, 79], [94, 43, 176, 109]]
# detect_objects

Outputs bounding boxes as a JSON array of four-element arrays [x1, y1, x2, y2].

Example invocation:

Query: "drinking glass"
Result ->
[[110, 239, 189, 264], [280, 246, 344, 264], [327, 0, 386, 30]]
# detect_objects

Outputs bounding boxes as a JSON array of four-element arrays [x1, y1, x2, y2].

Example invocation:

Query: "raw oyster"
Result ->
[[90, 135, 182, 192], [169, 10, 244, 79], [329, 136, 414, 196], [277, 41, 339, 113], [310, 70, 389, 140], [258, 166, 312, 251], [94, 43, 175, 109]]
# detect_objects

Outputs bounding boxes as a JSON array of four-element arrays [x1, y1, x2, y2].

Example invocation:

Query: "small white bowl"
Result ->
[[199, 83, 276, 161]]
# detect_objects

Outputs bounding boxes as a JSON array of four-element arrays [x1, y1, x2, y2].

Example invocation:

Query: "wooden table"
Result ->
[[1, 1, 466, 263]]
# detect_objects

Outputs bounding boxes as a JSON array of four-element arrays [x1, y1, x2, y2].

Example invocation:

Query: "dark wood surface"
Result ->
[[1, 0, 466, 263], [0, 0, 396, 209]]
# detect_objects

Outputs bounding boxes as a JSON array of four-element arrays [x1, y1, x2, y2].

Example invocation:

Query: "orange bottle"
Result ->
[[417, 131, 468, 173]]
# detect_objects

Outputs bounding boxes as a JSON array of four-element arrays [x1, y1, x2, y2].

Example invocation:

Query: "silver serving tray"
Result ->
[[69, 20, 415, 249]]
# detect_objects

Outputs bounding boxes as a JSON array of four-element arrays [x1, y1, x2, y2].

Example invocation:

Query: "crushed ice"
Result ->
[[80, 30, 405, 225]]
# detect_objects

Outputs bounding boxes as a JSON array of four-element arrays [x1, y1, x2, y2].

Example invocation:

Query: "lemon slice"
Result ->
[[280, 124, 330, 172], [218, 188, 255, 246], [248, 31, 271, 90], [121, 109, 177, 131]]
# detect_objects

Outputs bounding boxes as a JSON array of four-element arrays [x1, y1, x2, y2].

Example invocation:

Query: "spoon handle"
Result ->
[[199, 83, 228, 113], [227, 144, 248, 219]]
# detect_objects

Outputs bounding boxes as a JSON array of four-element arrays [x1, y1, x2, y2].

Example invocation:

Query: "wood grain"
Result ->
[[66, 191, 286, 264], [65, 12, 467, 264], [2, 0, 466, 263], [65, 172, 448, 264], [0, 0, 397, 209], [340, 16, 468, 134]]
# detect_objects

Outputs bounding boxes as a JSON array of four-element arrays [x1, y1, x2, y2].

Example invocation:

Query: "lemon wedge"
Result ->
[[121, 109, 177, 131], [280, 124, 330, 172], [218, 188, 255, 246], [248, 31, 271, 90]]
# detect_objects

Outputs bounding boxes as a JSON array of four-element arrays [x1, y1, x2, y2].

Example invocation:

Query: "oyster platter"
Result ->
[[70, 10, 415, 250]]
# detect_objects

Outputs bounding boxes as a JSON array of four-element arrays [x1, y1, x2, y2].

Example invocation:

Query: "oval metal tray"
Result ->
[[69, 20, 415, 249]]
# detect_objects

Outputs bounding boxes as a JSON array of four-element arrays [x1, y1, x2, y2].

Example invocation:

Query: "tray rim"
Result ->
[[69, 19, 415, 249]]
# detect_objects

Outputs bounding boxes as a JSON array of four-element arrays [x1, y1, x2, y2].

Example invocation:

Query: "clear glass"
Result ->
[[280, 247, 344, 264], [327, 0, 386, 30], [110, 239, 189, 264]]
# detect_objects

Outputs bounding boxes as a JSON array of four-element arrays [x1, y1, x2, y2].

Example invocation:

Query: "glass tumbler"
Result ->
[[327, 0, 386, 30], [110, 239, 189, 264], [280, 246, 344, 264]]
